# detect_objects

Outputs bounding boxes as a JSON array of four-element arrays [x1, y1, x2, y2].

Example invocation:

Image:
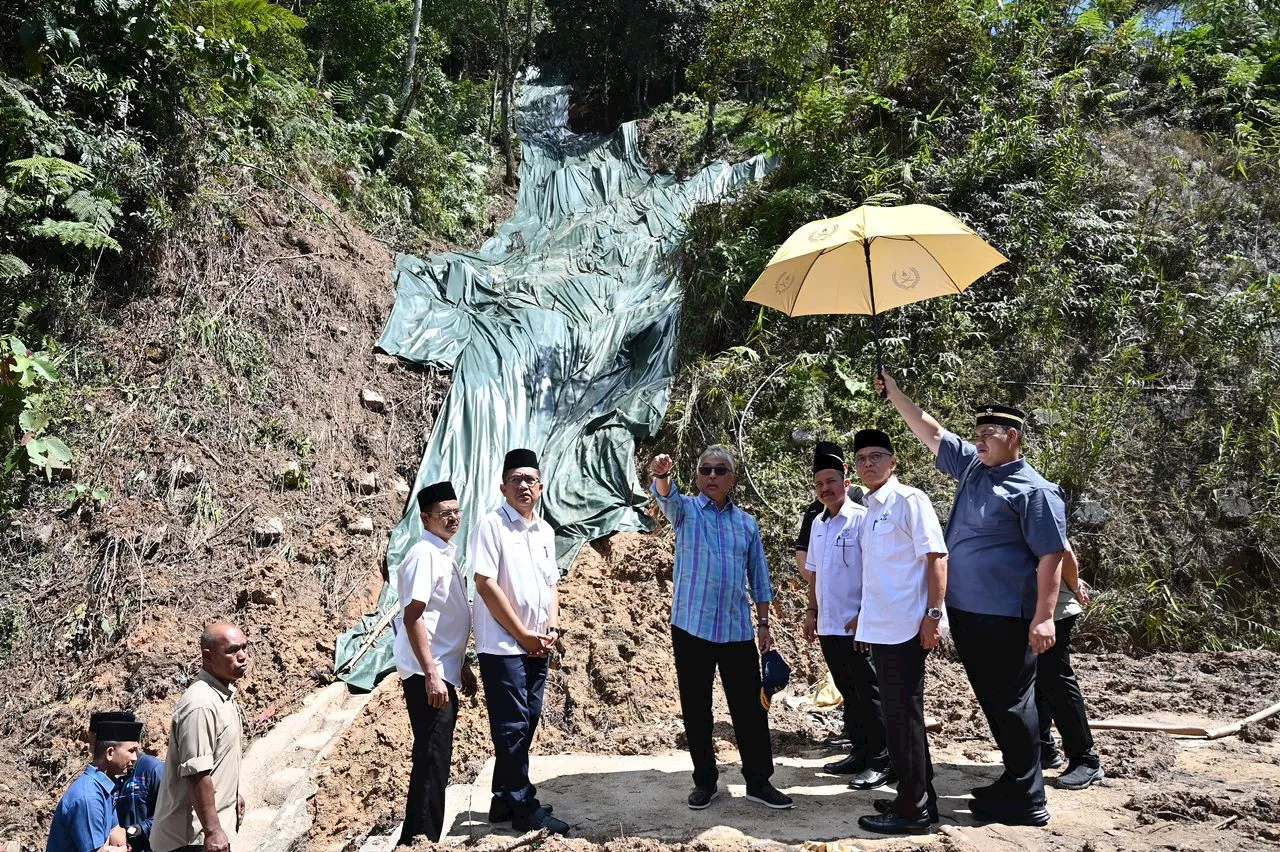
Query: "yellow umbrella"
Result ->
[[743, 203, 1007, 370]]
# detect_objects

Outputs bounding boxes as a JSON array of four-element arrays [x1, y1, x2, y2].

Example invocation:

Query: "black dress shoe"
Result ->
[[512, 806, 570, 835], [969, 798, 1050, 827], [822, 754, 865, 775], [858, 812, 932, 834], [873, 798, 938, 823], [489, 797, 552, 822], [1041, 747, 1064, 770], [847, 766, 895, 790]]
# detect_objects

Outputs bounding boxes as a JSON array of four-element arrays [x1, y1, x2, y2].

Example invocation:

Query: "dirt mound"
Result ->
[[1126, 790, 1280, 845], [0, 173, 455, 844]]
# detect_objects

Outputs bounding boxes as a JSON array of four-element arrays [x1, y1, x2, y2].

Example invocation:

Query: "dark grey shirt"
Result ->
[[936, 432, 1068, 618]]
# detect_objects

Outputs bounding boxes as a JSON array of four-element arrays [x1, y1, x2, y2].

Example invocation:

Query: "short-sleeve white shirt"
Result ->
[[393, 530, 472, 686], [856, 476, 948, 645], [805, 499, 867, 637], [470, 502, 559, 656]]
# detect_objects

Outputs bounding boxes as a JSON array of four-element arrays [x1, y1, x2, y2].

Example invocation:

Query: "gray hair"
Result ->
[[697, 444, 736, 474]]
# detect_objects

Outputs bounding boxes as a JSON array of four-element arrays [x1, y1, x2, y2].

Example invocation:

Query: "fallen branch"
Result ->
[[233, 160, 346, 235], [332, 604, 397, 678], [1091, 699, 1280, 739], [1215, 815, 1240, 830]]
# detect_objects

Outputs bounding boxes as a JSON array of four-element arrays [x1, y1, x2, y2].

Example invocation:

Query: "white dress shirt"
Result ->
[[856, 475, 948, 645], [393, 530, 472, 686], [469, 501, 559, 656], [805, 498, 868, 637]]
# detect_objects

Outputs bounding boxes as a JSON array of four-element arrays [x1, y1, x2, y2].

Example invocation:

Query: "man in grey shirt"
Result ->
[[878, 372, 1067, 828]]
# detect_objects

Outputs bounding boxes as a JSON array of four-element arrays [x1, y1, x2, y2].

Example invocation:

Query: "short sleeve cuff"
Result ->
[[471, 562, 498, 578], [179, 755, 215, 776]]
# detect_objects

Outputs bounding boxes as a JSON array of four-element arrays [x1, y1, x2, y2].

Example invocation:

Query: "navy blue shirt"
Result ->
[[936, 432, 1068, 618], [46, 764, 118, 852], [117, 753, 163, 843]]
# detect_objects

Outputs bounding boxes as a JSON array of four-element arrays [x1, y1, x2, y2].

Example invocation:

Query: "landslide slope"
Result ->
[[0, 175, 451, 844]]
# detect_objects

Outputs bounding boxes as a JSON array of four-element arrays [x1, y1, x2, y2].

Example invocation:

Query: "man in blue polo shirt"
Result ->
[[48, 716, 141, 852], [87, 712, 164, 850], [649, 445, 793, 811], [878, 372, 1067, 828]]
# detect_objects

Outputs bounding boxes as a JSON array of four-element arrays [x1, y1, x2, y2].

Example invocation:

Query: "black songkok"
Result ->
[[853, 429, 895, 455], [94, 719, 143, 741], [89, 711, 135, 733], [417, 481, 457, 511], [812, 441, 845, 474], [974, 404, 1026, 430], [503, 448, 540, 474]]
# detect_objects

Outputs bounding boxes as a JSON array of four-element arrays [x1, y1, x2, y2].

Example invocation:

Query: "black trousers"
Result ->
[[948, 607, 1046, 808], [871, 638, 936, 818], [671, 626, 774, 789], [818, 634, 888, 768], [478, 653, 548, 815], [398, 675, 458, 845], [1035, 614, 1096, 760]]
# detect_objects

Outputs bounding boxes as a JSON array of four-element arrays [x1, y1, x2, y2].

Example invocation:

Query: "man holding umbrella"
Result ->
[[877, 372, 1067, 828]]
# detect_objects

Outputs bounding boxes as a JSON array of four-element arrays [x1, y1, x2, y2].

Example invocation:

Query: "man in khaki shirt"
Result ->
[[150, 622, 248, 852]]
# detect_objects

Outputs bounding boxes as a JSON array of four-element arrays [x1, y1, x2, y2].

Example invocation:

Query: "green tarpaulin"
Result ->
[[334, 79, 770, 690]]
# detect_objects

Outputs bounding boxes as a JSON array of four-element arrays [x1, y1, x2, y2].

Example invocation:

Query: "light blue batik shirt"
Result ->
[[651, 483, 774, 643]]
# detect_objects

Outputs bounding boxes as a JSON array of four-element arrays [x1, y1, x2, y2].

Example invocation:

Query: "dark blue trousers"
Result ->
[[478, 653, 548, 815], [948, 607, 1046, 809]]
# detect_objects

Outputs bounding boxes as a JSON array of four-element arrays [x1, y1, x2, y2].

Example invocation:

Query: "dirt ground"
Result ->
[[310, 530, 1280, 852]]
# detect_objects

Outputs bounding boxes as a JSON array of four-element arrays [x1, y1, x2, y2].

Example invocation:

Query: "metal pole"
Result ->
[[864, 239, 885, 396]]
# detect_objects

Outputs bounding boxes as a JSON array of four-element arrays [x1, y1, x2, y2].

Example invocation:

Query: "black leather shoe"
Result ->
[[489, 797, 552, 822], [969, 798, 1050, 827], [819, 732, 853, 748], [873, 798, 938, 823], [858, 812, 932, 834], [822, 754, 865, 775], [847, 767, 895, 790], [1041, 747, 1064, 770], [512, 806, 570, 835], [687, 786, 718, 810]]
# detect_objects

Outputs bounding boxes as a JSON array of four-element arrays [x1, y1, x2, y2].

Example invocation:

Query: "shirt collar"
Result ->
[[499, 501, 542, 530], [420, 529, 458, 558], [196, 667, 236, 700], [84, 764, 118, 794], [694, 492, 735, 512], [820, 497, 860, 522], [985, 457, 1027, 475], [865, 475, 903, 510]]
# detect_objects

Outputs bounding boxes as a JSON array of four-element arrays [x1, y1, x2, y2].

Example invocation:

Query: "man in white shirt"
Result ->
[[800, 442, 890, 788], [850, 429, 949, 835], [470, 448, 569, 836], [394, 480, 477, 845]]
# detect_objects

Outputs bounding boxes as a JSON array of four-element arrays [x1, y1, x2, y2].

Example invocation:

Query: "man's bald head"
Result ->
[[200, 621, 249, 685]]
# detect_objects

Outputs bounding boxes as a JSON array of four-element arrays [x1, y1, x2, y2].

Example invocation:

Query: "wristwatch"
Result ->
[[925, 607, 944, 620]]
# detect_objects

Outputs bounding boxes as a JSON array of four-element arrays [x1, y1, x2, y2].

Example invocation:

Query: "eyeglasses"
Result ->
[[506, 475, 542, 487], [854, 452, 892, 466], [428, 509, 461, 519], [698, 465, 731, 476], [974, 427, 1008, 440]]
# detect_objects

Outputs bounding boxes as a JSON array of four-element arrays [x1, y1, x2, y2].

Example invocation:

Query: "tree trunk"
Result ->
[[400, 0, 424, 104], [704, 95, 717, 154]]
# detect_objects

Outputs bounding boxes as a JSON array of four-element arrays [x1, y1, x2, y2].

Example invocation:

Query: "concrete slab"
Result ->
[[437, 751, 985, 847]]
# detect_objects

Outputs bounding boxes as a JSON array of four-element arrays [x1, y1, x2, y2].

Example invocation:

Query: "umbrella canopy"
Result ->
[[744, 203, 1007, 317]]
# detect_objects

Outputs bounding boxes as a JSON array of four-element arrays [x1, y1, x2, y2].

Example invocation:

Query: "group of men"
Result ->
[[49, 621, 249, 852], [48, 372, 1106, 847], [645, 369, 1104, 833]]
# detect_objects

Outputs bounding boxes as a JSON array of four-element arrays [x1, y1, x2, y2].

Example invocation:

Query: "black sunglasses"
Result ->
[[698, 465, 731, 476]]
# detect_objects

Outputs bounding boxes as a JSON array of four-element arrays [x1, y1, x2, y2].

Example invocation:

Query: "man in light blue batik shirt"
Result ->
[[649, 445, 793, 812]]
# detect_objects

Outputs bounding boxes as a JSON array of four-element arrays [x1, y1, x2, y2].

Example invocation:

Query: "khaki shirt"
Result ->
[[150, 669, 243, 851]]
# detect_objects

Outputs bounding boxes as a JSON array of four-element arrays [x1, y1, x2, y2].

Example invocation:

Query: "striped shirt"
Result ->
[[651, 484, 773, 643]]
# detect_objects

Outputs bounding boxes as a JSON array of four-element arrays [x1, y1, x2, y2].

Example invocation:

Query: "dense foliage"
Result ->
[[0, 0, 530, 501], [654, 0, 1280, 651]]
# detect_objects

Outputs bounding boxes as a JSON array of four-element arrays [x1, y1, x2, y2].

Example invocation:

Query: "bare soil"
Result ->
[[0, 172, 452, 845]]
